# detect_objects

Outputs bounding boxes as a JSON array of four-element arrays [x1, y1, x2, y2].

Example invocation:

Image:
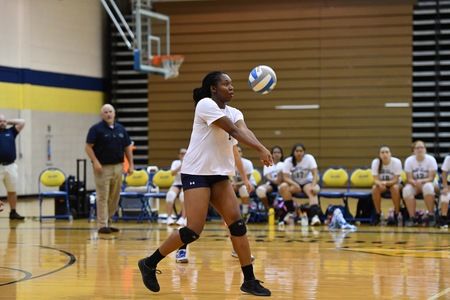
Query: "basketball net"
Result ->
[[152, 55, 184, 79]]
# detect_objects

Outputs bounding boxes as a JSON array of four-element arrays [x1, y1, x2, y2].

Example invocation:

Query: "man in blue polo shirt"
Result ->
[[0, 114, 25, 220], [85, 104, 134, 234]]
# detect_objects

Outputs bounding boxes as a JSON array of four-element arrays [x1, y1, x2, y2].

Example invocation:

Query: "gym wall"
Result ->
[[147, 0, 414, 170], [0, 0, 105, 195]]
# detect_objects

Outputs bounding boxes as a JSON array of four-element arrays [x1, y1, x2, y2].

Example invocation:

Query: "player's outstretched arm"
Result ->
[[213, 116, 272, 166]]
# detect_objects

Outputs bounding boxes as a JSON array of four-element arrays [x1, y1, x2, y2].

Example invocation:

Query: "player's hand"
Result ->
[[258, 147, 273, 167], [415, 181, 422, 189], [243, 178, 254, 193]]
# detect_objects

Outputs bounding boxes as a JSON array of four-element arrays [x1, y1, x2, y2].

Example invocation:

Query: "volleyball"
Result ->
[[248, 65, 277, 94]]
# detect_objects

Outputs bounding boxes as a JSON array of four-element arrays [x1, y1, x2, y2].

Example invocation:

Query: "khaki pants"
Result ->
[[94, 163, 123, 228]]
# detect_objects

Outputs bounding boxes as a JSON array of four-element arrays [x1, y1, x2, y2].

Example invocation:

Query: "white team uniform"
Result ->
[[263, 162, 284, 183], [371, 157, 402, 183], [404, 154, 438, 180], [181, 98, 243, 176], [403, 154, 438, 198], [283, 154, 317, 186], [170, 160, 182, 186], [441, 156, 450, 175], [441, 156, 450, 203], [234, 157, 257, 186]]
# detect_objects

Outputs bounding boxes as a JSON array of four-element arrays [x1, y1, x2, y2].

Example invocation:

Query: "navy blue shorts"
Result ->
[[181, 174, 229, 191], [270, 182, 279, 192]]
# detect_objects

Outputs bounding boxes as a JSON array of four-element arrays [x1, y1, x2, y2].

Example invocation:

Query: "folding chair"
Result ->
[[318, 167, 350, 220], [119, 170, 151, 222], [145, 169, 173, 221], [318, 167, 349, 201], [38, 168, 72, 221]]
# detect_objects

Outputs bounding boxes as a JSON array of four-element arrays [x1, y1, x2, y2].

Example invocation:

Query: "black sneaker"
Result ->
[[240, 279, 271, 296], [405, 217, 417, 227], [387, 213, 398, 226], [98, 227, 112, 234], [109, 227, 120, 233], [371, 214, 381, 226], [439, 216, 448, 229], [426, 214, 436, 227], [9, 210, 25, 220], [138, 258, 161, 292]]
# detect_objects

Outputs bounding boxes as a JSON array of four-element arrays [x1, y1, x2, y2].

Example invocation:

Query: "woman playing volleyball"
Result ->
[[138, 71, 273, 296]]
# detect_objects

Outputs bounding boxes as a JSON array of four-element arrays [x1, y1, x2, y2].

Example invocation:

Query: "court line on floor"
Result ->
[[427, 288, 450, 300], [0, 267, 32, 286], [0, 226, 448, 236], [0, 245, 76, 287]]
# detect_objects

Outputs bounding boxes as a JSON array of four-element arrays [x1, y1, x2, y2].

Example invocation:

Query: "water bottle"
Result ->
[[268, 208, 275, 225]]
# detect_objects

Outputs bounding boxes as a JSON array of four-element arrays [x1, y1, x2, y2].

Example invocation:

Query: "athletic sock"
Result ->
[[241, 264, 255, 281], [144, 249, 165, 268]]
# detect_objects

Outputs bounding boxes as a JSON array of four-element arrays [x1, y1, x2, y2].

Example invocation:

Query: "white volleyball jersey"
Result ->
[[263, 161, 284, 181], [404, 154, 438, 180], [170, 159, 182, 185], [234, 157, 257, 185], [442, 156, 450, 172], [283, 154, 317, 185], [181, 98, 243, 176], [371, 157, 402, 182]]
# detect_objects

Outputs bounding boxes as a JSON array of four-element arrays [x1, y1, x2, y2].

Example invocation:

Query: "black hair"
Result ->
[[377, 145, 390, 174], [271, 145, 284, 161], [290, 143, 306, 166], [192, 71, 226, 106]]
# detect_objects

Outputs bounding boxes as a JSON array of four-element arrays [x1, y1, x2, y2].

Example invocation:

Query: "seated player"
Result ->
[[165, 148, 187, 226], [255, 146, 284, 211], [371, 145, 402, 225], [403, 141, 439, 227], [439, 155, 450, 229], [278, 143, 321, 228], [232, 145, 257, 221]]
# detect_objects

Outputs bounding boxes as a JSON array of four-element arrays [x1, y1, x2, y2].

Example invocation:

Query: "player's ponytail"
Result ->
[[193, 71, 226, 106]]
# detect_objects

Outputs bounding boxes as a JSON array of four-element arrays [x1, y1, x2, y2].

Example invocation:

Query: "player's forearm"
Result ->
[[233, 146, 247, 180], [7, 118, 25, 125], [283, 176, 297, 186], [229, 127, 265, 153], [442, 172, 448, 190]]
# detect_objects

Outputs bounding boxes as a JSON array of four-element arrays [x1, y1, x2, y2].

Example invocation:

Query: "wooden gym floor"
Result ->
[[0, 216, 449, 300]]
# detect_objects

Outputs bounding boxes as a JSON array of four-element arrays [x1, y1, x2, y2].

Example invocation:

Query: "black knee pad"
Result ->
[[179, 227, 199, 244], [285, 200, 295, 212], [228, 219, 247, 237]]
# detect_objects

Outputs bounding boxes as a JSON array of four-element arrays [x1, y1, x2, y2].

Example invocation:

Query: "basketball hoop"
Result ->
[[151, 55, 184, 79]]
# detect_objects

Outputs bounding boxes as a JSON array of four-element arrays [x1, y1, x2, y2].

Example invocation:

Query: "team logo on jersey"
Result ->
[[189, 181, 195, 185]]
